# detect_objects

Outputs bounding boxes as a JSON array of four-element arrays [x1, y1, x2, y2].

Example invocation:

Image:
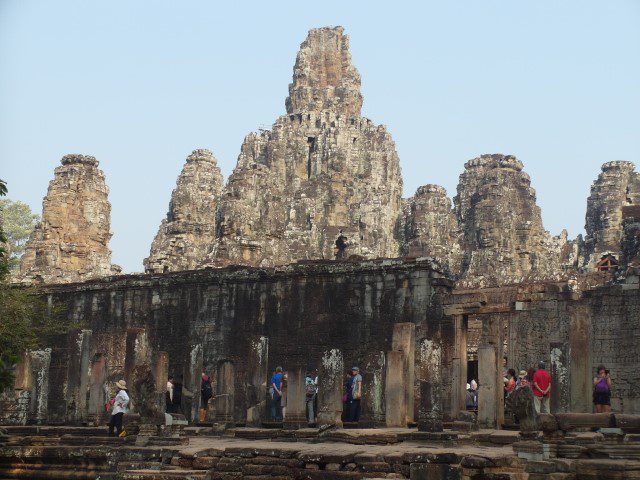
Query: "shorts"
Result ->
[[593, 391, 611, 406]]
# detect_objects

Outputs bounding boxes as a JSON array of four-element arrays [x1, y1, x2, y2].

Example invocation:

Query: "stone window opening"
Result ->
[[307, 137, 316, 179], [596, 254, 619, 272], [334, 231, 348, 259]]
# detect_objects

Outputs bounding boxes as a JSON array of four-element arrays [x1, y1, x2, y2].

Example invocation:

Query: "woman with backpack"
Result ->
[[200, 372, 213, 423], [108, 379, 130, 437], [593, 365, 612, 413]]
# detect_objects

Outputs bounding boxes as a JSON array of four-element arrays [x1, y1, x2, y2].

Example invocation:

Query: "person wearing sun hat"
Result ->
[[108, 379, 130, 437]]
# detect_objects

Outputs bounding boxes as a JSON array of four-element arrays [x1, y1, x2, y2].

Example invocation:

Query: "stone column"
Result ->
[[392, 323, 416, 423], [569, 305, 591, 413], [361, 351, 386, 427], [450, 315, 468, 419], [246, 336, 269, 426], [29, 349, 52, 425], [88, 353, 108, 423], [124, 328, 150, 385], [188, 344, 203, 422], [66, 329, 92, 423], [154, 351, 169, 414], [213, 361, 235, 428], [477, 345, 499, 428], [317, 348, 344, 428], [385, 350, 407, 427], [417, 338, 443, 432], [283, 367, 307, 429]]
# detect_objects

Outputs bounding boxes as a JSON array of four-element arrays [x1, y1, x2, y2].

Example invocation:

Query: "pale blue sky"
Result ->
[[1, 1, 639, 272]]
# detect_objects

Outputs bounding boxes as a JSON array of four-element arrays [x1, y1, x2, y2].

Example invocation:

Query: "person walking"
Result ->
[[270, 366, 284, 421], [347, 366, 362, 422], [593, 365, 612, 413], [532, 361, 551, 414], [305, 370, 317, 424], [200, 372, 213, 423], [108, 379, 130, 437]]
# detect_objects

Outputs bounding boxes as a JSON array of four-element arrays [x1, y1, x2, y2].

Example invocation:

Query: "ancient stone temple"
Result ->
[[453, 154, 565, 287], [203, 26, 403, 267], [399, 184, 463, 275], [18, 154, 119, 284], [583, 160, 640, 270], [144, 149, 224, 273]]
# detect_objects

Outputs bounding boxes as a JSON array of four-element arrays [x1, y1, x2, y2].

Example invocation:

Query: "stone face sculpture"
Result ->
[[202, 26, 403, 267], [18, 154, 119, 284], [145, 149, 224, 273], [453, 154, 565, 287], [583, 161, 640, 269]]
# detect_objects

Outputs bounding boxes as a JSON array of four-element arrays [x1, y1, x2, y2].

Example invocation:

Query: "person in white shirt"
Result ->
[[108, 379, 130, 436]]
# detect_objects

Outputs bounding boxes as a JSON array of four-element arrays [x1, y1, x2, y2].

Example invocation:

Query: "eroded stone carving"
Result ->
[[18, 154, 119, 284], [202, 27, 402, 267], [583, 161, 640, 269], [144, 149, 224, 273]]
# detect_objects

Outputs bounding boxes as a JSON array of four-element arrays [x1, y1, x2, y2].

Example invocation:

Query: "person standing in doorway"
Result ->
[[200, 372, 213, 423], [169, 374, 193, 415], [270, 366, 284, 421], [108, 380, 130, 437], [593, 365, 612, 413], [347, 366, 363, 422], [305, 370, 317, 424], [532, 361, 551, 414]]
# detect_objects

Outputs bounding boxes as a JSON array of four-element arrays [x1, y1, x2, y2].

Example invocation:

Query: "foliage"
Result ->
[[0, 198, 39, 271], [0, 179, 72, 391]]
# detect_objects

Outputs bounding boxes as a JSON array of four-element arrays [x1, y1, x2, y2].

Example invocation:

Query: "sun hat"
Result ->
[[351, 366, 360, 372], [116, 379, 127, 390], [518, 370, 527, 378]]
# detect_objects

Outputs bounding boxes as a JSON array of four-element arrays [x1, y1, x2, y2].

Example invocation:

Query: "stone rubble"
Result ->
[[144, 149, 224, 273], [18, 154, 120, 284]]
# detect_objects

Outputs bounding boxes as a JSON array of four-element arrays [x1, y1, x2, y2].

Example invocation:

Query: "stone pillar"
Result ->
[[569, 305, 591, 413], [213, 361, 235, 428], [188, 344, 203, 422], [392, 323, 416, 423], [477, 344, 499, 428], [361, 351, 386, 427], [124, 328, 150, 386], [154, 351, 169, 414], [283, 367, 307, 429], [450, 315, 468, 419], [246, 336, 269, 426], [66, 329, 92, 423], [88, 353, 108, 423], [29, 349, 52, 425], [317, 348, 344, 428], [417, 338, 443, 432], [385, 350, 407, 427]]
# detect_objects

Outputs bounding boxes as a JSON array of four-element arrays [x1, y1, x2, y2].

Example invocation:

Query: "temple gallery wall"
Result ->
[[3, 26, 640, 429]]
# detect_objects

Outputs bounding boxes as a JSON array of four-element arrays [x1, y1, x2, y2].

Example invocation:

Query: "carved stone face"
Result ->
[[476, 226, 497, 249]]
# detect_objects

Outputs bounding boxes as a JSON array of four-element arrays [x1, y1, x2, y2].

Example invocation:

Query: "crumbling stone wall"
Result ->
[[6, 259, 448, 425], [144, 149, 224, 273], [18, 154, 119, 284]]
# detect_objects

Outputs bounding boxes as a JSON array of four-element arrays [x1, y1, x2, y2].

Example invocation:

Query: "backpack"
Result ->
[[105, 397, 115, 413], [202, 380, 213, 398], [305, 380, 316, 398]]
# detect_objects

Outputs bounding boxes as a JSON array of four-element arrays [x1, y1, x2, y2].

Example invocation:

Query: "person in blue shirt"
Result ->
[[270, 366, 284, 421]]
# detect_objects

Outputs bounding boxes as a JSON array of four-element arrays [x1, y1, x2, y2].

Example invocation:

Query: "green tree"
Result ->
[[0, 179, 72, 391], [0, 198, 39, 271]]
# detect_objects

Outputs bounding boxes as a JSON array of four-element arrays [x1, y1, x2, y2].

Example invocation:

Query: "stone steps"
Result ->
[[121, 470, 207, 480]]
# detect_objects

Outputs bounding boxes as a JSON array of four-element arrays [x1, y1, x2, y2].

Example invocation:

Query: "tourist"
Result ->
[[165, 375, 175, 412], [270, 366, 284, 421], [517, 370, 529, 388], [108, 379, 130, 437], [168, 374, 193, 415], [305, 370, 318, 424], [593, 365, 612, 413], [532, 361, 551, 414], [505, 369, 516, 396], [346, 366, 363, 422], [199, 372, 213, 423]]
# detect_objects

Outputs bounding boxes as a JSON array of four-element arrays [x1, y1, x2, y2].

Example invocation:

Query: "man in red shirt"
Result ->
[[532, 361, 551, 414]]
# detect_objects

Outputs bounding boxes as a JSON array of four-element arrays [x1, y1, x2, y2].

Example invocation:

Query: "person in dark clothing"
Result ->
[[200, 372, 213, 422], [167, 374, 193, 415]]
